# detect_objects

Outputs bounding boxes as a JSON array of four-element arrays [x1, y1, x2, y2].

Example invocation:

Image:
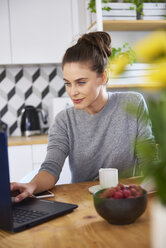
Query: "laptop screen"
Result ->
[[0, 132, 78, 232], [0, 132, 13, 230]]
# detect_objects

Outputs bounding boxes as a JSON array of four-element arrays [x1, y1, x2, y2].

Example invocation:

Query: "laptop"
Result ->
[[0, 132, 78, 232]]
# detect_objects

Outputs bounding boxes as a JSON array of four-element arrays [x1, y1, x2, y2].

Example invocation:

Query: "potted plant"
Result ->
[[142, 0, 166, 20], [88, 0, 166, 20], [124, 0, 143, 19], [109, 42, 136, 65], [124, 0, 166, 19], [108, 30, 166, 248], [88, 0, 137, 20]]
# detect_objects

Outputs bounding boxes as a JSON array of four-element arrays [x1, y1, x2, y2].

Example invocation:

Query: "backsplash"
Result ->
[[0, 64, 66, 136]]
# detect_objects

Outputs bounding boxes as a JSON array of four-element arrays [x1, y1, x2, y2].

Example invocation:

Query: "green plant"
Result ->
[[125, 0, 165, 17], [109, 30, 166, 205], [124, 0, 143, 17], [88, 0, 117, 13], [88, 0, 165, 18], [109, 42, 136, 65], [136, 92, 166, 205]]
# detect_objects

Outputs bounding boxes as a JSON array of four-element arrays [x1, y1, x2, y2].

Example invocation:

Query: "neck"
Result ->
[[85, 88, 109, 114]]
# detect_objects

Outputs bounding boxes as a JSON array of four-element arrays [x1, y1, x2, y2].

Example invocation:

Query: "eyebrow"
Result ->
[[63, 77, 88, 82]]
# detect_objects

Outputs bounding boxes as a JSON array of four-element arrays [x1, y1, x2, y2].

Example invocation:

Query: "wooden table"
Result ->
[[0, 178, 154, 248]]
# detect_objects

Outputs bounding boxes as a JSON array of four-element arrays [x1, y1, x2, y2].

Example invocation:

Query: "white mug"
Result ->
[[99, 168, 118, 189]]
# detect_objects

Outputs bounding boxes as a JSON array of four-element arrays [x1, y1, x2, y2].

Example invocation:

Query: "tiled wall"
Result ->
[[0, 64, 66, 136]]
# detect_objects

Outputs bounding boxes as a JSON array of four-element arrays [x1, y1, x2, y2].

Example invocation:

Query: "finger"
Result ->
[[14, 190, 31, 203], [10, 182, 21, 191]]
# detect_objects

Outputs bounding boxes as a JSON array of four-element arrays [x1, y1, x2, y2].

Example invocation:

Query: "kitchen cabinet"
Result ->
[[31, 144, 47, 170], [9, 0, 73, 64], [0, 0, 11, 64], [8, 143, 71, 184], [31, 144, 71, 185], [8, 145, 33, 182], [0, 0, 91, 64], [8, 144, 47, 182]]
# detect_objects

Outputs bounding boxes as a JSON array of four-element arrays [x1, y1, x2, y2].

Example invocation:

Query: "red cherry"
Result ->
[[130, 188, 137, 196], [118, 183, 125, 190], [114, 191, 123, 199], [115, 186, 121, 192], [129, 184, 137, 189], [123, 189, 131, 198], [109, 188, 116, 197], [100, 188, 116, 198]]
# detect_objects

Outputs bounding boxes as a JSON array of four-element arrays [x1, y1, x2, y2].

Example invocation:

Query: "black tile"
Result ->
[[37, 102, 42, 109], [49, 68, 57, 82], [42, 86, 49, 99], [8, 87, 15, 101], [25, 86, 33, 100], [9, 121, 17, 135], [0, 70, 6, 82], [0, 105, 8, 117], [33, 69, 40, 82], [15, 69, 23, 83], [58, 85, 66, 97], [17, 103, 25, 117]]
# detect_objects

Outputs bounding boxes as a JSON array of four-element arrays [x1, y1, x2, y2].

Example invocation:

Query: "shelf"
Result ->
[[106, 82, 163, 89], [103, 20, 166, 31]]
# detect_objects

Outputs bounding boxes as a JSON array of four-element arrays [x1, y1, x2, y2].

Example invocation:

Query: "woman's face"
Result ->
[[63, 62, 107, 114]]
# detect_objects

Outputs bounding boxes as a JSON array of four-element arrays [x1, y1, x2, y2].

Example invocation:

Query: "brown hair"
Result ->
[[62, 31, 112, 74]]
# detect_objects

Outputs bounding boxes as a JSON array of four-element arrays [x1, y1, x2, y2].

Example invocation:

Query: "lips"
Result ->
[[73, 98, 84, 104]]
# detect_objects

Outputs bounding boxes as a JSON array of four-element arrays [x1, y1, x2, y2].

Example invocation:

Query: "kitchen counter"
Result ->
[[8, 135, 48, 146]]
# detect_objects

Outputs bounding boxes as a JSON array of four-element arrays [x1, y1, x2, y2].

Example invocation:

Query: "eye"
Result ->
[[78, 81, 85, 85], [64, 82, 71, 87]]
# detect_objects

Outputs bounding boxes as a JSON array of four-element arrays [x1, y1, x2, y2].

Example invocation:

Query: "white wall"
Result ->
[[108, 31, 152, 48]]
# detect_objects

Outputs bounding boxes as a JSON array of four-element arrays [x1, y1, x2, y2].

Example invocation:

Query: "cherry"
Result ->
[[123, 189, 131, 198], [114, 191, 123, 199], [99, 183, 144, 199]]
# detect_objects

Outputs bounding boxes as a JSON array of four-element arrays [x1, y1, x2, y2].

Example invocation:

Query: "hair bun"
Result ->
[[62, 31, 112, 74], [78, 31, 112, 58]]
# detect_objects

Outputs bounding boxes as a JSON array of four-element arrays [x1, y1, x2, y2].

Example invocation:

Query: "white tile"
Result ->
[[33, 76, 49, 98], [40, 65, 56, 81], [25, 93, 41, 108], [24, 65, 39, 81], [0, 96, 7, 110], [49, 75, 64, 95], [1, 111, 16, 127], [57, 66, 63, 78], [16, 77, 32, 99], [6, 66, 23, 82], [12, 127, 21, 136], [0, 78, 15, 100], [8, 95, 23, 116]]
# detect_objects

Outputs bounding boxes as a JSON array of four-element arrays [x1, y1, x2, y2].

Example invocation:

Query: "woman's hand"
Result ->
[[10, 171, 56, 203], [10, 182, 37, 203]]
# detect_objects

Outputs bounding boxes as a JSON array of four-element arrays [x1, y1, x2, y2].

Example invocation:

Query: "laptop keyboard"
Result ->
[[13, 208, 48, 224]]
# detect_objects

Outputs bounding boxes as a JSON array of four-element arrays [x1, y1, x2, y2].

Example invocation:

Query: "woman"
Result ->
[[11, 31, 156, 202]]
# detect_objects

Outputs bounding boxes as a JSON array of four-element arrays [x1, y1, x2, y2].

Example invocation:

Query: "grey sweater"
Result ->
[[40, 92, 156, 183]]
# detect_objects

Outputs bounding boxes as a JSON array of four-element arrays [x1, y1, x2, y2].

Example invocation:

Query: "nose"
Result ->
[[70, 85, 79, 96]]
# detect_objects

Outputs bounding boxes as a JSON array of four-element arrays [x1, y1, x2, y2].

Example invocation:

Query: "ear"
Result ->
[[101, 69, 108, 85]]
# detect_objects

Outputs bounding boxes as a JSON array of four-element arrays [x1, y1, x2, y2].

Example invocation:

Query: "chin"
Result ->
[[74, 104, 85, 110]]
